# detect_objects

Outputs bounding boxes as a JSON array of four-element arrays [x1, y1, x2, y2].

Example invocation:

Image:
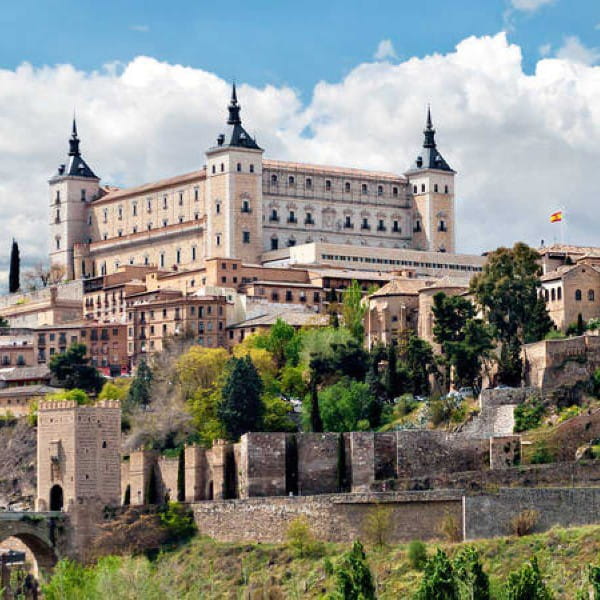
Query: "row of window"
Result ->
[[54, 189, 88, 205], [319, 253, 482, 272], [543, 288, 596, 302], [211, 162, 256, 174], [131, 305, 223, 321], [413, 183, 450, 194], [268, 174, 400, 197], [37, 329, 119, 344], [136, 320, 225, 337]]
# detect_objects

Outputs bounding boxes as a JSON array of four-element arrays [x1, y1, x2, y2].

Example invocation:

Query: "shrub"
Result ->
[[407, 540, 428, 570], [415, 548, 460, 600], [362, 503, 392, 548], [509, 509, 539, 537], [396, 394, 419, 416], [504, 556, 553, 599], [453, 546, 490, 600], [332, 540, 376, 600], [159, 501, 196, 543], [544, 329, 565, 340], [530, 442, 555, 465], [558, 404, 581, 423], [285, 516, 323, 559], [514, 397, 545, 432], [438, 512, 462, 543]]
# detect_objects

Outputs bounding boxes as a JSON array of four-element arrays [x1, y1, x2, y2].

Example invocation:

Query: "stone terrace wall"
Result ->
[[238, 433, 287, 498], [191, 491, 463, 543], [465, 487, 600, 539], [396, 431, 488, 478], [297, 433, 339, 495]]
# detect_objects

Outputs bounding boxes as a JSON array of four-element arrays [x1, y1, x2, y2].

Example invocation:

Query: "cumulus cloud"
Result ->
[[555, 36, 600, 65], [0, 32, 599, 284], [510, 0, 554, 12], [374, 39, 398, 61]]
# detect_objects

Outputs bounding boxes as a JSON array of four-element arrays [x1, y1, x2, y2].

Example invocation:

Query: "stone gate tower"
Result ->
[[406, 108, 456, 253], [36, 399, 121, 512]]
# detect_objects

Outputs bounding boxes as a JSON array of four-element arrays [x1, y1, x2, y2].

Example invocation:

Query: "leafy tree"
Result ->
[[470, 243, 553, 385], [49, 343, 104, 394], [127, 359, 153, 408], [453, 546, 490, 600], [314, 377, 377, 432], [9, 239, 19, 294], [188, 387, 226, 446], [504, 556, 553, 600], [262, 394, 297, 432], [217, 356, 264, 440], [331, 540, 376, 600], [407, 540, 428, 570], [232, 344, 278, 383], [308, 371, 323, 432], [0, 316, 8, 328], [514, 396, 545, 432], [415, 548, 460, 600], [265, 318, 298, 368], [401, 334, 437, 396], [285, 516, 322, 558], [47, 388, 91, 405], [98, 379, 130, 402], [341, 280, 368, 341], [299, 327, 353, 367], [280, 364, 308, 399], [175, 347, 228, 399]]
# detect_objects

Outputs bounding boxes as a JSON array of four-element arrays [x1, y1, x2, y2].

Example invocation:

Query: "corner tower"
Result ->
[[406, 108, 456, 253], [48, 119, 100, 279], [205, 85, 264, 263]]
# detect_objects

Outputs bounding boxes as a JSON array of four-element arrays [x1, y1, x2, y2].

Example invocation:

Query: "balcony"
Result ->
[[361, 224, 371, 231], [305, 218, 315, 225], [269, 216, 280, 223], [287, 217, 298, 224], [377, 225, 386, 232], [343, 222, 354, 229]]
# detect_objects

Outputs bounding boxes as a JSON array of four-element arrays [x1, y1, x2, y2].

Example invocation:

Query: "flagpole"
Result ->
[[561, 206, 565, 246]]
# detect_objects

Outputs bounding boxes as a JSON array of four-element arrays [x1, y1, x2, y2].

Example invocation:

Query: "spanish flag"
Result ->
[[550, 211, 563, 223]]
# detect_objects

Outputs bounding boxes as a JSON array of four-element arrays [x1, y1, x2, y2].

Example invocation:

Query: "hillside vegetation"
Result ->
[[43, 524, 600, 599]]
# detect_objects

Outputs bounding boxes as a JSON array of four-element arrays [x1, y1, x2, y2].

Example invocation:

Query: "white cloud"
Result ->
[[510, 0, 554, 12], [373, 40, 398, 61], [555, 36, 600, 65], [539, 43, 551, 57], [130, 25, 150, 32], [0, 32, 600, 283]]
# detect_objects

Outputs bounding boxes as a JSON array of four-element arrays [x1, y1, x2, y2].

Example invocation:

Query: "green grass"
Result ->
[[43, 524, 600, 599]]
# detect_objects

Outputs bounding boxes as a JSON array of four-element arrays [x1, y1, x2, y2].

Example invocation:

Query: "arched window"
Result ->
[[444, 185, 449, 194], [271, 174, 278, 185], [271, 237, 278, 250], [377, 185, 383, 196], [557, 287, 562, 300], [544, 289, 549, 301], [325, 180, 332, 191], [421, 184, 425, 193], [306, 177, 312, 188], [434, 184, 439, 193], [589, 289, 595, 301], [392, 186, 398, 197], [288, 175, 295, 186], [575, 289, 582, 301], [249, 164, 254, 173], [345, 182, 351, 193], [176, 249, 181, 264], [413, 185, 417, 193], [160, 252, 165, 268], [242, 199, 250, 213], [237, 162, 242, 172], [50, 484, 64, 511], [212, 165, 216, 174], [220, 163, 224, 172], [551, 288, 556, 301]]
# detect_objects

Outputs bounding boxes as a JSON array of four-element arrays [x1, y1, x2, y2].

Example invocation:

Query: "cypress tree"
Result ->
[[8, 240, 19, 294], [384, 344, 399, 401], [309, 371, 323, 433]]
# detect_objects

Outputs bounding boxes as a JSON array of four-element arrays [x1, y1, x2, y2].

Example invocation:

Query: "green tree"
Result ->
[[384, 343, 400, 402], [280, 364, 308, 399], [331, 540, 376, 600], [470, 243, 553, 385], [262, 394, 297, 432], [0, 317, 7, 328], [47, 388, 91, 405], [127, 359, 153, 408], [453, 546, 490, 600], [264, 318, 298, 369], [415, 548, 459, 600], [314, 377, 377, 432], [504, 556, 553, 600], [341, 280, 368, 341], [98, 378, 130, 402], [217, 356, 264, 440], [308, 371, 323, 432], [9, 239, 20, 294], [402, 334, 437, 396], [49, 343, 104, 394]]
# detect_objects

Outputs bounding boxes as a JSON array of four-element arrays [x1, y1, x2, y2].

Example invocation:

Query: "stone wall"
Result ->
[[238, 433, 287, 498], [190, 491, 463, 544], [297, 433, 340, 495], [465, 487, 600, 539]]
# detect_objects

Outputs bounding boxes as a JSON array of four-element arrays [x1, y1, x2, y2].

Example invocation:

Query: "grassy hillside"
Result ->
[[43, 524, 600, 599]]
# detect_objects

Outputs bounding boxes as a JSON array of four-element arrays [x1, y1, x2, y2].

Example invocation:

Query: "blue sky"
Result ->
[[1, 0, 597, 99]]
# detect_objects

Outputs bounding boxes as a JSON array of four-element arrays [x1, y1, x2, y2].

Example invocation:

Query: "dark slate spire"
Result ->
[[411, 106, 453, 172], [227, 82, 241, 125], [213, 84, 262, 150], [68, 117, 81, 157], [54, 118, 98, 179]]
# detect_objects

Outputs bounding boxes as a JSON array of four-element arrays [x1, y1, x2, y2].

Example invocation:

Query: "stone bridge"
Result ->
[[0, 512, 67, 575]]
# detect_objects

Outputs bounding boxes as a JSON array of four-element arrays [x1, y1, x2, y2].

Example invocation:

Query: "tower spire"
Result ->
[[69, 116, 81, 157], [423, 104, 436, 149], [227, 82, 242, 125]]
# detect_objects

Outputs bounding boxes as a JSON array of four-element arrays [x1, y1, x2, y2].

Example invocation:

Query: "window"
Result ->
[[132, 203, 137, 216], [147, 198, 152, 212], [103, 209, 108, 223], [271, 292, 279, 301], [288, 211, 297, 224], [270, 209, 279, 222], [377, 185, 383, 196], [377, 219, 385, 232], [216, 234, 221, 246], [178, 215, 184, 223], [287, 239, 296, 247], [434, 184, 439, 193], [289, 175, 295, 186], [361, 218, 370, 230], [81, 189, 86, 201], [88, 215, 92, 226], [194, 188, 199, 201], [444, 185, 449, 194], [160, 253, 165, 268], [344, 216, 353, 229], [176, 249, 181, 263], [362, 183, 367, 194], [162, 219, 168, 227], [249, 164, 254, 173], [271, 238, 278, 250], [345, 182, 351, 193], [55, 190, 60, 204], [216, 202, 221, 214], [414, 220, 422, 233], [271, 174, 278, 185], [413, 185, 417, 193], [438, 220, 447, 232], [237, 162, 242, 172], [557, 287, 562, 300], [220, 163, 224, 172], [305, 212, 314, 225], [56, 237, 61, 250], [163, 196, 168, 209], [194, 212, 199, 220], [285, 290, 293, 302], [147, 223, 152, 231], [178, 192, 183, 206], [575, 289, 582, 301], [243, 231, 250, 244], [325, 179, 331, 191], [392, 186, 398, 197], [212, 165, 216, 174], [589, 290, 595, 301], [55, 209, 60, 223], [313, 292, 320, 303], [306, 177, 312, 189], [241, 199, 250, 213], [551, 288, 556, 301], [192, 246, 197, 261], [421, 184, 425, 193]]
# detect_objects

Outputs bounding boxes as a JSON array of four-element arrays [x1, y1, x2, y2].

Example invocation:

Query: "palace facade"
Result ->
[[49, 85, 457, 280]]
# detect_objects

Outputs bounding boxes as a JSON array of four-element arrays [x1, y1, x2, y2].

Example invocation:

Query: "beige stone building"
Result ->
[[49, 87, 461, 281]]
